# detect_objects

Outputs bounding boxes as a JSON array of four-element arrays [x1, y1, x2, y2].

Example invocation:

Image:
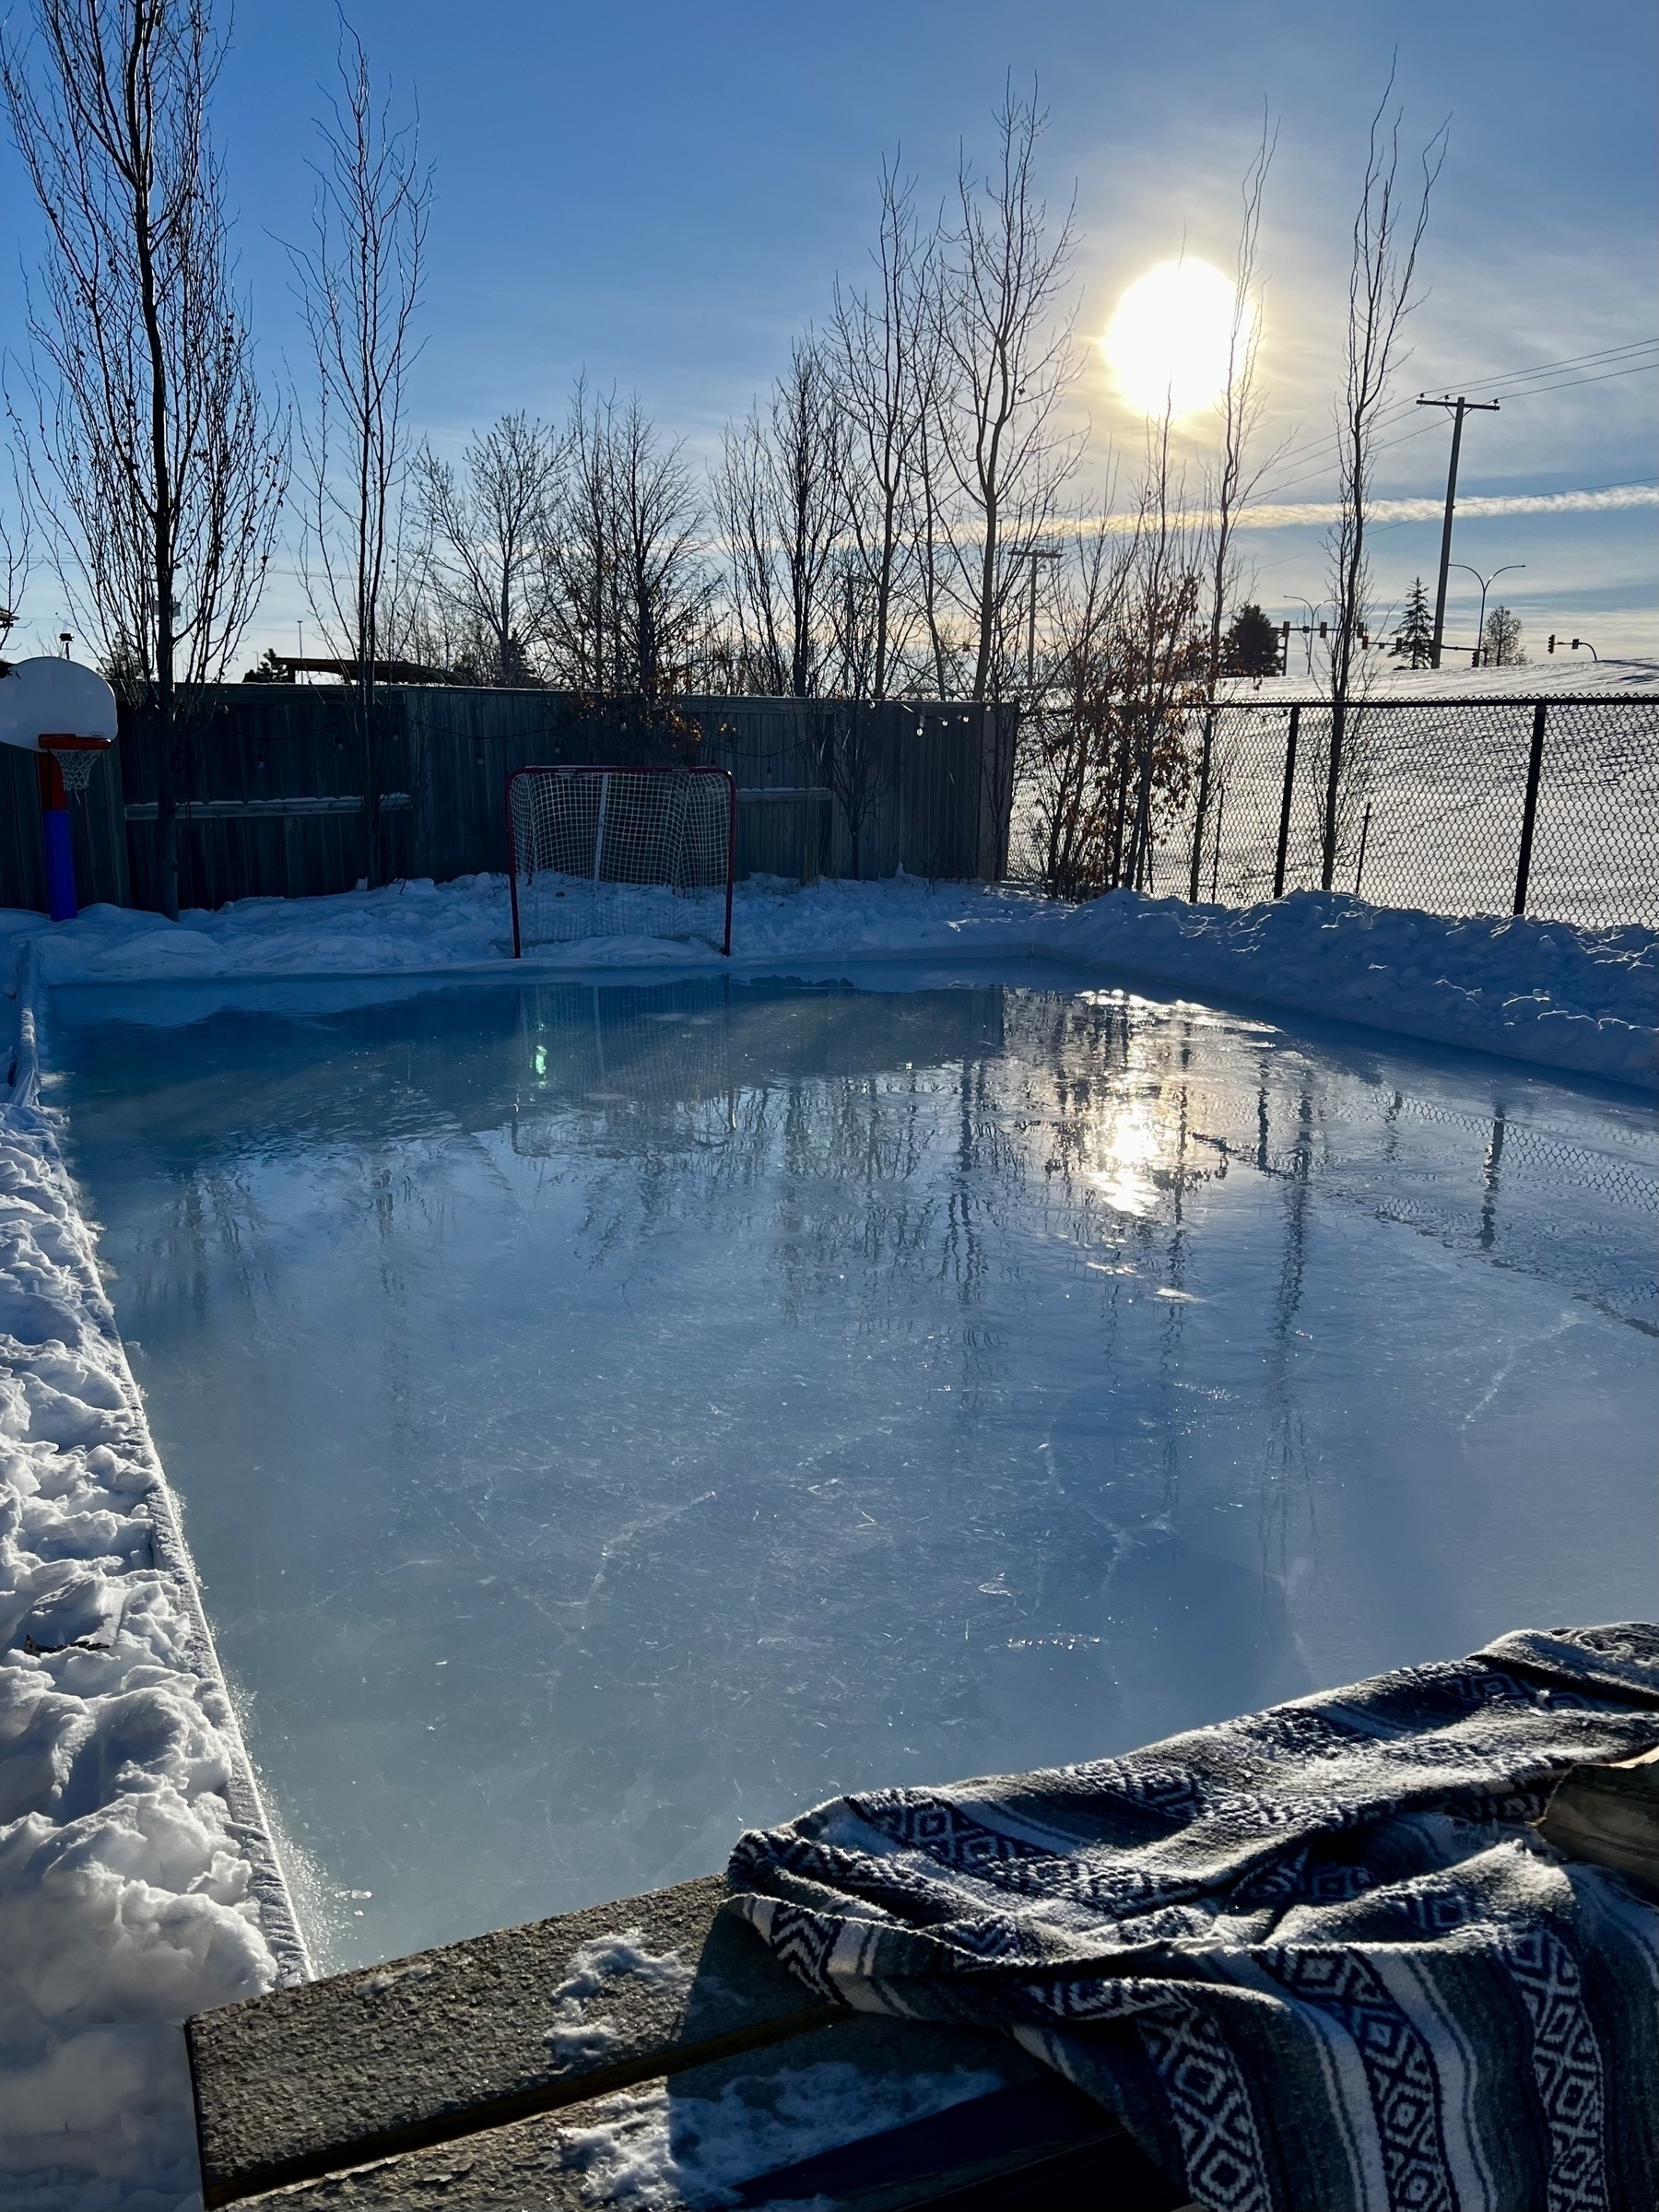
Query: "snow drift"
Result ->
[[11, 872, 1655, 1088]]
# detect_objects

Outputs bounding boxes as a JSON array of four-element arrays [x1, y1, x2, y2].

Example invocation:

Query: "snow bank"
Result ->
[[1039, 889, 1657, 1088], [0, 981, 304, 2211], [10, 872, 1653, 1088]]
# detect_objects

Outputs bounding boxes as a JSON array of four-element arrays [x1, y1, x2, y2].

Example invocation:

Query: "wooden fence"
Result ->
[[0, 686, 1017, 915]]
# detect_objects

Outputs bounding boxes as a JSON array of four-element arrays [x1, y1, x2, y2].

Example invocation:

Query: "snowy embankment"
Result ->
[[0, 978, 305, 2211], [1041, 891, 1657, 1088], [15, 870, 1657, 1088]]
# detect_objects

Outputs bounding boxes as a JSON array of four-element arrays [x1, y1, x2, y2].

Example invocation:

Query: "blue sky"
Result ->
[[4, 0, 1654, 664]]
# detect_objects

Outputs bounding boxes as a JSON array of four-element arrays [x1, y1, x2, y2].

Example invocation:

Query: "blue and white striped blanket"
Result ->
[[727, 1626, 1659, 2212]]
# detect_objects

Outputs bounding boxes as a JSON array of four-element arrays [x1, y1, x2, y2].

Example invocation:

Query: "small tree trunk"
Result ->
[[154, 718, 180, 920]]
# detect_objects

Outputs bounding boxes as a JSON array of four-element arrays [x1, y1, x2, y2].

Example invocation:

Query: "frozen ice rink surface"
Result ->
[[48, 959, 1656, 1970]]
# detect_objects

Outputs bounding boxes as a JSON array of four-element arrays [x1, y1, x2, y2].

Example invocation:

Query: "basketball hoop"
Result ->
[[39, 733, 111, 796]]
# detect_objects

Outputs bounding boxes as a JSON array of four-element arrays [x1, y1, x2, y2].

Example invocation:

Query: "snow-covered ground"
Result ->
[[12, 870, 1656, 1088], [0, 987, 307, 2211], [0, 869, 1652, 2207], [1221, 653, 1659, 700]]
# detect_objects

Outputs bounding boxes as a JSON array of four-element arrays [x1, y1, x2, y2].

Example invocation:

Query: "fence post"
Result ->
[[1188, 707, 1216, 901], [1273, 705, 1300, 899], [1320, 699, 1345, 889], [1512, 700, 1547, 916]]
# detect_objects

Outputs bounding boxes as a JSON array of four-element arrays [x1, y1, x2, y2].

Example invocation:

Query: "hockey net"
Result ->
[[508, 765, 736, 957]]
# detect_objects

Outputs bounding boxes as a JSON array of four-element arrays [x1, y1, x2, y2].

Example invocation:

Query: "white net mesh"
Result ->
[[509, 767, 735, 956], [43, 744, 106, 794]]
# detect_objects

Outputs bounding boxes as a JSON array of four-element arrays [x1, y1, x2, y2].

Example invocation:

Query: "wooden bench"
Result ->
[[188, 1875, 1193, 2208]]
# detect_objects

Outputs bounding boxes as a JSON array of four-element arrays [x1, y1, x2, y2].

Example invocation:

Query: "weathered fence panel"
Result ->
[[39, 687, 1016, 917]]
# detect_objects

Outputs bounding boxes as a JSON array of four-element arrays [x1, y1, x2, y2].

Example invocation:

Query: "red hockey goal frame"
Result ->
[[506, 763, 736, 959]]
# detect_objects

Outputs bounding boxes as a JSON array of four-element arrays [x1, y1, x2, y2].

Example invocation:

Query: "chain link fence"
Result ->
[[1010, 694, 1659, 931]]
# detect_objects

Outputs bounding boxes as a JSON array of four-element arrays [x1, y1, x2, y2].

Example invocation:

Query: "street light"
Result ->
[[1291, 600, 1324, 677], [1450, 561, 1524, 667]]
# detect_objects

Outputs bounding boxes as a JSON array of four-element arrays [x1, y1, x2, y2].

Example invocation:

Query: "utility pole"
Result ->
[[1417, 394, 1500, 669], [1010, 546, 1062, 694]]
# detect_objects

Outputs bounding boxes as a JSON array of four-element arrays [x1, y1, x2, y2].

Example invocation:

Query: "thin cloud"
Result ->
[[1080, 481, 1659, 535]]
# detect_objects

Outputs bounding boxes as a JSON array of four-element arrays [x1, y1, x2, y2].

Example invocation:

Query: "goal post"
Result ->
[[507, 764, 736, 959]]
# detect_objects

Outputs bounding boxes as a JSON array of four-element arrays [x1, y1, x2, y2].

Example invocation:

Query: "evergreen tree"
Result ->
[[242, 648, 296, 683], [1394, 577, 1433, 667], [1222, 603, 1281, 677], [1482, 605, 1525, 666]]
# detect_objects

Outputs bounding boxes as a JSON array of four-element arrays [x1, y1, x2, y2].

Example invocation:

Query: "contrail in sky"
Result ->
[[1085, 481, 1658, 534]]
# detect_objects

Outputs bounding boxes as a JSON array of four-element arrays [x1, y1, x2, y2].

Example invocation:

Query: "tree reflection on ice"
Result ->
[[51, 965, 1656, 1969]]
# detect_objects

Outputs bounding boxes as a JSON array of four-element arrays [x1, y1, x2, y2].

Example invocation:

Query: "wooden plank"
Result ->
[[188, 1876, 834, 2207], [224, 2012, 1171, 2211]]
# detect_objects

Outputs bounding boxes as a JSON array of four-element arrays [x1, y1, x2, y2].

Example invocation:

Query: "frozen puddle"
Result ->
[[46, 959, 1656, 1971]]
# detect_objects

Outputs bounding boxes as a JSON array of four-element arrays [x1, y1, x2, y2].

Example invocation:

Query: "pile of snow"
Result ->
[[11, 873, 1056, 984], [0, 995, 302, 2211], [1042, 889, 1657, 1088], [9, 872, 1653, 1088]]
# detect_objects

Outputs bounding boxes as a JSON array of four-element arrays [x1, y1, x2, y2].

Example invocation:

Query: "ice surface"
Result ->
[[49, 962, 1656, 1978]]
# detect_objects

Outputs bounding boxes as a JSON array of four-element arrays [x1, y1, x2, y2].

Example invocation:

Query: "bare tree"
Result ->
[[715, 338, 844, 697], [291, 22, 429, 886], [1018, 522, 1134, 899], [611, 398, 710, 700], [822, 698, 888, 880], [1189, 115, 1283, 899], [543, 385, 708, 700], [1481, 604, 1524, 666], [541, 377, 613, 692], [1322, 75, 1444, 885], [415, 412, 559, 684], [3, 0, 287, 917], [830, 158, 935, 698], [936, 86, 1080, 702], [1117, 418, 1207, 890]]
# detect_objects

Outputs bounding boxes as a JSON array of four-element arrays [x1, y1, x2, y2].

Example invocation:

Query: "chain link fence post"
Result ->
[[1512, 701, 1548, 917], [1273, 705, 1300, 900]]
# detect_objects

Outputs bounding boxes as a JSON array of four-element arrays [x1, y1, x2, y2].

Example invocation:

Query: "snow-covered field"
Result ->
[[1221, 655, 1659, 700], [0, 870, 1653, 2208]]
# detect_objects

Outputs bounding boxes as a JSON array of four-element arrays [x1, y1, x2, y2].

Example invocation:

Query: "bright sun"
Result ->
[[1102, 259, 1249, 420]]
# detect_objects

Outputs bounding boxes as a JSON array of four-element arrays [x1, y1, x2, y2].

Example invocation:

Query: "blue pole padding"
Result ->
[[42, 806, 76, 922]]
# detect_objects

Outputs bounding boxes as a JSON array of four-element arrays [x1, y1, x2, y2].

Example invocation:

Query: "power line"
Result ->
[[1453, 338, 1659, 394], [1250, 343, 1658, 498], [1253, 356, 1657, 505], [1446, 361, 1659, 405]]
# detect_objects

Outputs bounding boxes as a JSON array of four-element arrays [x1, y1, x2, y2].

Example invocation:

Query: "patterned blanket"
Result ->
[[726, 1626, 1659, 2212]]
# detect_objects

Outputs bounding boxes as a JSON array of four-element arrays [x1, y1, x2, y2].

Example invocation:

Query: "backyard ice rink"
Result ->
[[49, 957, 1656, 1971], [1, 876, 1653, 2207]]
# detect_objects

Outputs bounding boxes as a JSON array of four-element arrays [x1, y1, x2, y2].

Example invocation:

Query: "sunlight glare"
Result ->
[[1102, 260, 1249, 420]]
